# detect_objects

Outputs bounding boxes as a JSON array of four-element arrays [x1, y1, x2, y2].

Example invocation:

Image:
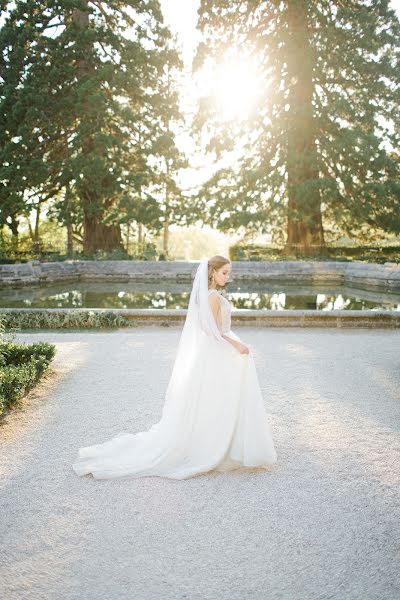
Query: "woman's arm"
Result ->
[[208, 294, 244, 351]]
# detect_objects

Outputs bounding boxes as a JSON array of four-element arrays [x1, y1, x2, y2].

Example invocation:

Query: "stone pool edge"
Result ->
[[1, 260, 400, 291]]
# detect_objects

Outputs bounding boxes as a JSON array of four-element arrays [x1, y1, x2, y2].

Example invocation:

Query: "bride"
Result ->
[[72, 256, 277, 480]]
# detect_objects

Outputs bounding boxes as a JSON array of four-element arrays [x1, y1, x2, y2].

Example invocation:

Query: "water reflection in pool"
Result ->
[[0, 282, 399, 311]]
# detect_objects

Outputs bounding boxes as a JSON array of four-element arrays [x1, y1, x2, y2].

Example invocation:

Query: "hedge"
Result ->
[[0, 310, 131, 331], [0, 340, 56, 417]]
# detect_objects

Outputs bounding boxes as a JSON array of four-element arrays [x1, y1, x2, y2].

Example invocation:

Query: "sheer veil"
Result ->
[[158, 258, 231, 422], [177, 256, 230, 362]]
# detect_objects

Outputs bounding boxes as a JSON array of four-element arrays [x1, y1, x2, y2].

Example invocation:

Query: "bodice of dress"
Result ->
[[208, 289, 232, 334]]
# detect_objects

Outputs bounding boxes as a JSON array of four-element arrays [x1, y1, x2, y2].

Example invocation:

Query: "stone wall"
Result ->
[[0, 259, 399, 291]]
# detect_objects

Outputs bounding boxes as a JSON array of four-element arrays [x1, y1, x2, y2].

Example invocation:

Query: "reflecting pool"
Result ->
[[0, 281, 399, 311]]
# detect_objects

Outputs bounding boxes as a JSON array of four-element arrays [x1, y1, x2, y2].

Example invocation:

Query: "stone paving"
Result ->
[[0, 326, 399, 600]]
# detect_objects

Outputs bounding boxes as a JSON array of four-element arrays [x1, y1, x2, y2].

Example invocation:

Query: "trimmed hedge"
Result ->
[[0, 310, 132, 330], [229, 243, 400, 263], [0, 340, 56, 417]]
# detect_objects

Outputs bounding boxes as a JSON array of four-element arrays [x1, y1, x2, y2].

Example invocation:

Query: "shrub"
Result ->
[[229, 243, 400, 263], [0, 310, 132, 331], [0, 340, 56, 416], [3, 340, 55, 365]]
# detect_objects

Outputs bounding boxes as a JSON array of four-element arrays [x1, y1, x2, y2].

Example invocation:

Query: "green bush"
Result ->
[[0, 240, 164, 263], [3, 340, 55, 365], [0, 340, 56, 416], [0, 310, 134, 330], [139, 242, 158, 261], [229, 243, 400, 263]]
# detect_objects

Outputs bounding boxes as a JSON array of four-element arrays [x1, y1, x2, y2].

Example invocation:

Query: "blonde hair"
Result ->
[[207, 255, 231, 290]]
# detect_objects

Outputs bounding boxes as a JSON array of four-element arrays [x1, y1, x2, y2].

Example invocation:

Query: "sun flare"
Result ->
[[199, 56, 261, 122]]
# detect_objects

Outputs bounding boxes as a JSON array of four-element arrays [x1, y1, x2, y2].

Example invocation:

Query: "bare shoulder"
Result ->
[[208, 291, 220, 308]]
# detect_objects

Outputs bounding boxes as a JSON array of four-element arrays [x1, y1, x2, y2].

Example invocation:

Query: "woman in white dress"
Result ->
[[72, 256, 277, 480]]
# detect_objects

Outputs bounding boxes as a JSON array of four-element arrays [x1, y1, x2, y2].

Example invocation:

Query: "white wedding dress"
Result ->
[[72, 288, 277, 480]]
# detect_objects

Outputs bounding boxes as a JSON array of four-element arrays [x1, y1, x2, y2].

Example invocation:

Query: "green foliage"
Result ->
[[139, 242, 158, 261], [229, 243, 400, 263], [3, 340, 55, 366], [0, 310, 135, 330], [0, 1, 188, 254], [0, 340, 55, 416], [0, 236, 165, 262], [194, 1, 400, 243]]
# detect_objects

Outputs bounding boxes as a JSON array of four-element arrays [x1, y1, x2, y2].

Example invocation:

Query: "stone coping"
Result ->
[[0, 259, 400, 291], [2, 307, 399, 328]]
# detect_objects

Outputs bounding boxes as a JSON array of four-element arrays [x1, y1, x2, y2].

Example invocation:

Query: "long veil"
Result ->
[[156, 257, 231, 424]]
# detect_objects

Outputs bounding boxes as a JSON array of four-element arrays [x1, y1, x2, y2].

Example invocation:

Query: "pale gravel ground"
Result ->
[[0, 326, 399, 600]]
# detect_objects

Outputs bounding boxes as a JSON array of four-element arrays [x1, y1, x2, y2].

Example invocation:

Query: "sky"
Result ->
[[160, 0, 201, 67]]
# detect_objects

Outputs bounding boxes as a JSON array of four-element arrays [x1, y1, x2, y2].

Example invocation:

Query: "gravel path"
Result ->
[[0, 326, 399, 600]]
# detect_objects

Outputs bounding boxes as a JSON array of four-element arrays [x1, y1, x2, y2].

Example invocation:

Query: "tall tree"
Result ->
[[0, 2, 60, 247], [0, 0, 181, 253], [103, 34, 189, 258], [194, 0, 400, 255]]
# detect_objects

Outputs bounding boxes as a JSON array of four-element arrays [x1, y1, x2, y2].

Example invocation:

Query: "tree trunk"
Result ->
[[126, 222, 130, 254], [283, 1, 326, 257], [163, 167, 170, 257], [65, 183, 74, 254], [83, 214, 122, 253], [9, 215, 19, 253], [34, 203, 40, 242], [67, 222, 74, 254], [163, 214, 169, 257], [138, 222, 142, 249], [27, 217, 34, 242]]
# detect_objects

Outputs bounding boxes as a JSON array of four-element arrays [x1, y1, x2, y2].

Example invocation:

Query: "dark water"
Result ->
[[0, 281, 399, 311]]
